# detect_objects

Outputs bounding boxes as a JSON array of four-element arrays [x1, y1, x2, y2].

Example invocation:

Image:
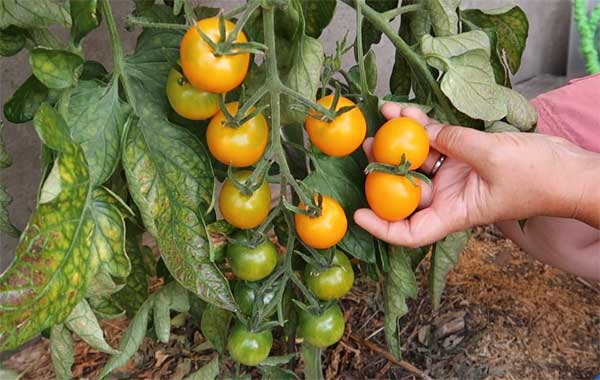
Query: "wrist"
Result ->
[[569, 152, 600, 228]]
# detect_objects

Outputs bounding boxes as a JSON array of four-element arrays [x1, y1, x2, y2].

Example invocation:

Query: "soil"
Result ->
[[3, 231, 599, 380]]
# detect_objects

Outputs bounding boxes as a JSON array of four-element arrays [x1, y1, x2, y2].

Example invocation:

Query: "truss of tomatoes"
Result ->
[[168, 16, 431, 366]]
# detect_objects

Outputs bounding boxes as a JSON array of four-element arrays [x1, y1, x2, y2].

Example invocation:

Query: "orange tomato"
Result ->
[[294, 195, 347, 249], [372, 117, 430, 170], [365, 171, 421, 221]]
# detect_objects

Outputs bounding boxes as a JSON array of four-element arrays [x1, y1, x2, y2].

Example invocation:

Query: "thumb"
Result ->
[[426, 123, 497, 171]]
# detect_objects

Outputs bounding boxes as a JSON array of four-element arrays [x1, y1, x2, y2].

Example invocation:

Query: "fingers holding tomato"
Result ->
[[372, 117, 430, 170]]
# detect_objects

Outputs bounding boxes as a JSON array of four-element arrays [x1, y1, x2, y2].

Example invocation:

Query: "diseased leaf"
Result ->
[[183, 357, 219, 380], [0, 184, 18, 238], [62, 78, 129, 186], [0, 104, 96, 351], [153, 282, 190, 343], [384, 246, 418, 358], [304, 154, 376, 263], [429, 230, 470, 310], [301, 0, 336, 38], [0, 26, 25, 56], [99, 297, 153, 378], [65, 299, 119, 354], [87, 295, 125, 319], [420, 31, 490, 61], [0, 0, 71, 29], [86, 268, 125, 297], [460, 7, 528, 74], [437, 49, 508, 121], [50, 324, 74, 380], [3, 75, 55, 124], [200, 304, 231, 354], [426, 0, 459, 37], [114, 230, 150, 318], [499, 86, 537, 131], [70, 0, 100, 44], [30, 48, 84, 90]]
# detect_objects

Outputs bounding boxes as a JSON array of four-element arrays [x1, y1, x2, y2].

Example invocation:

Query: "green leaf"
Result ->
[[437, 49, 508, 121], [429, 230, 470, 310], [0, 184, 18, 238], [0, 0, 71, 29], [183, 357, 219, 380], [301, 0, 336, 38], [86, 268, 125, 297], [153, 282, 190, 343], [3, 75, 55, 124], [124, 28, 182, 113], [384, 246, 418, 358], [50, 324, 74, 380], [81, 60, 108, 82], [30, 48, 84, 90], [0, 104, 97, 351], [420, 31, 490, 62], [361, 0, 397, 52], [499, 86, 537, 131], [122, 119, 235, 310], [70, 0, 100, 44], [389, 12, 413, 97], [304, 154, 376, 263], [426, 0, 459, 37], [65, 299, 119, 354], [114, 230, 150, 318], [87, 295, 125, 319], [348, 50, 377, 93], [262, 366, 298, 380], [135, 3, 182, 24], [99, 297, 153, 378], [61, 78, 129, 185], [0, 26, 25, 56], [409, 0, 431, 39], [200, 304, 231, 354], [89, 188, 130, 278], [301, 344, 323, 380], [460, 7, 528, 74], [0, 120, 11, 169]]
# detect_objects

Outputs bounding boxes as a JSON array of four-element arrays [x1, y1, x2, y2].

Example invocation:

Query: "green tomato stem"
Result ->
[[382, 3, 422, 20], [354, 0, 370, 96], [126, 17, 189, 30]]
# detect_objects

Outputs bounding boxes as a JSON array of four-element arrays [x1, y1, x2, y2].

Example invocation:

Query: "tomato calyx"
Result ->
[[283, 192, 323, 218], [227, 160, 273, 197], [365, 158, 432, 186]]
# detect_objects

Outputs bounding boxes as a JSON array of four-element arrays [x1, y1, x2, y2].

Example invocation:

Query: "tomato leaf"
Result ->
[[4, 75, 55, 124], [70, 0, 101, 44], [429, 230, 470, 310], [389, 9, 414, 97], [65, 299, 119, 354], [304, 153, 376, 263], [0, 104, 98, 351], [426, 0, 460, 37], [114, 231, 150, 318], [0, 185, 18, 238], [153, 282, 190, 343], [87, 295, 125, 319], [499, 86, 537, 131], [384, 246, 418, 359], [99, 296, 153, 378], [262, 366, 298, 380], [200, 304, 231, 354], [183, 357, 219, 380], [361, 0, 398, 53], [301, 0, 336, 38], [86, 268, 124, 297], [348, 50, 377, 94], [0, 0, 71, 29], [437, 49, 508, 121], [50, 324, 74, 380], [30, 48, 84, 90], [61, 78, 130, 186], [0, 26, 25, 57], [460, 6, 529, 74], [420, 31, 491, 62]]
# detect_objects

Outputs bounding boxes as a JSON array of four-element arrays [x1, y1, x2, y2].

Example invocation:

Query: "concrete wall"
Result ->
[[0, 0, 576, 269]]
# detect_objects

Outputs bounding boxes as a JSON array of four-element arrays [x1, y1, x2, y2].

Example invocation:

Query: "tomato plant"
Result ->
[[0, 0, 534, 378]]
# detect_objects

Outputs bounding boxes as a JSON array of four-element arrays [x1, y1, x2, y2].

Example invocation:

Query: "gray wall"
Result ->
[[0, 0, 577, 269]]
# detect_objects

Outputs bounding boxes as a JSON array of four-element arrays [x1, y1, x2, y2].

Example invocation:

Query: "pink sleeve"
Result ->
[[530, 73, 600, 153]]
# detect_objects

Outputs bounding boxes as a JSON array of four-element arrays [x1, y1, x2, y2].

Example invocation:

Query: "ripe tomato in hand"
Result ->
[[294, 195, 347, 249], [373, 117, 430, 170], [365, 171, 421, 221], [305, 250, 354, 301], [180, 17, 250, 93], [299, 304, 345, 348], [207, 102, 269, 167], [227, 323, 272, 366], [228, 237, 278, 281], [305, 95, 367, 157], [219, 171, 271, 229], [166, 68, 219, 120]]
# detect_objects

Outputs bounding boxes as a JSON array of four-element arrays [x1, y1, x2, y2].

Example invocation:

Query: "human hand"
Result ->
[[354, 103, 600, 248]]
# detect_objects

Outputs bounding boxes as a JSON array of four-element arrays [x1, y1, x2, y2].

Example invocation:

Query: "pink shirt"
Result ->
[[531, 73, 600, 152]]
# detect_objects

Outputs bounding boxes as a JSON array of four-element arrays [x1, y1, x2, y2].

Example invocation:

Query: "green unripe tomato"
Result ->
[[233, 281, 277, 317], [227, 323, 272, 366], [299, 304, 345, 348], [166, 68, 219, 120], [228, 238, 278, 281], [305, 250, 354, 301]]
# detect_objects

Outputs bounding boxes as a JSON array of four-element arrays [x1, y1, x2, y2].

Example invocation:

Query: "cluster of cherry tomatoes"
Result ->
[[167, 16, 429, 367]]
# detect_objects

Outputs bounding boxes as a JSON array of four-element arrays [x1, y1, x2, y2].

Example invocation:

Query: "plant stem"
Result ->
[[100, 0, 137, 109], [354, 0, 370, 95], [347, 0, 458, 124], [279, 85, 335, 120], [382, 3, 422, 20], [126, 17, 189, 30], [227, 0, 260, 43]]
